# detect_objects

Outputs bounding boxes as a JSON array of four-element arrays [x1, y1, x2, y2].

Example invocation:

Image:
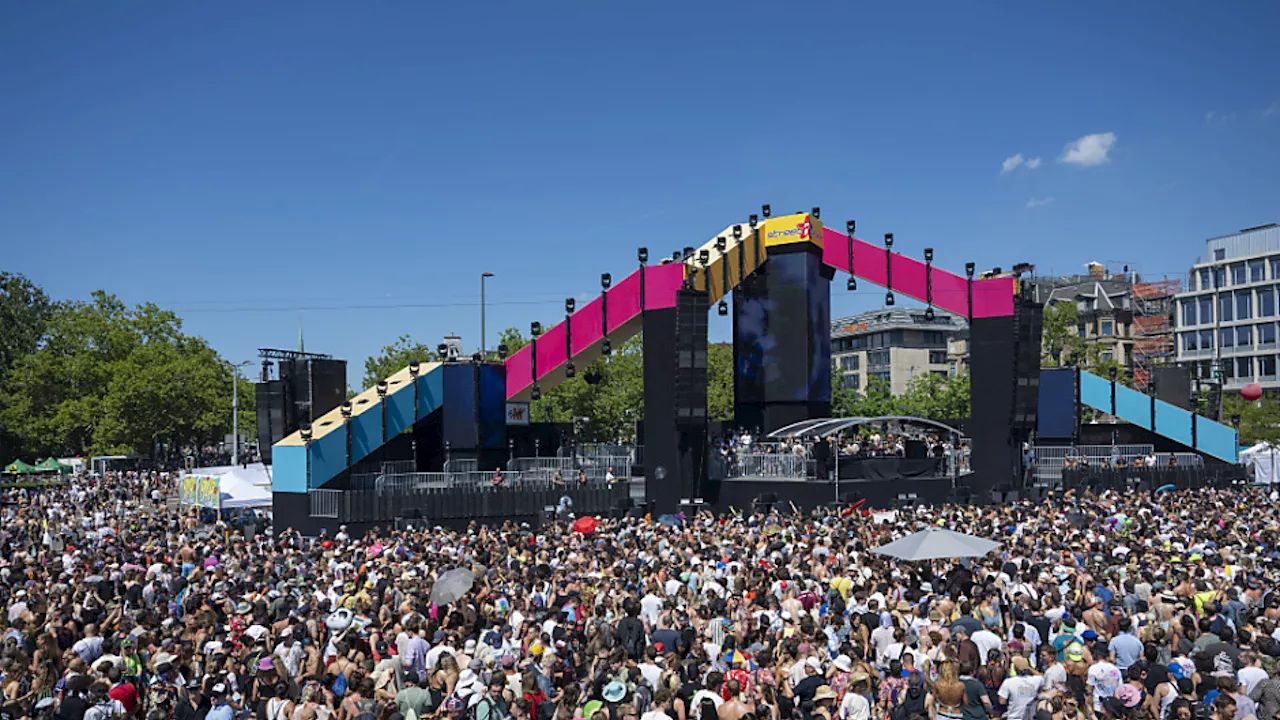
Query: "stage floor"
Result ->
[[708, 474, 955, 513]]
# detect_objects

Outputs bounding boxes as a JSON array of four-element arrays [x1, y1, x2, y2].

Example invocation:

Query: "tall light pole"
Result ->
[[227, 360, 252, 465], [481, 272, 495, 358]]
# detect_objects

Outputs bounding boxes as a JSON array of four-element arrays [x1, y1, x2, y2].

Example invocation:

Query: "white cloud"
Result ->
[[1060, 132, 1117, 167], [1001, 153, 1025, 174], [1026, 197, 1055, 209], [1025, 157, 1042, 169], [1264, 101, 1279, 118], [1205, 111, 1236, 126]]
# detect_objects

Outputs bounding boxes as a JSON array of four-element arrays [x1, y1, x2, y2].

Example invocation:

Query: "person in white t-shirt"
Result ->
[[1237, 651, 1268, 696], [998, 657, 1045, 720]]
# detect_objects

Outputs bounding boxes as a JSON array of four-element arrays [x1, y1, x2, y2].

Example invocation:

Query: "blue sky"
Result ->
[[3, 2, 1278, 387]]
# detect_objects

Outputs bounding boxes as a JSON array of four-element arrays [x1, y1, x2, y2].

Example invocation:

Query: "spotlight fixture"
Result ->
[[497, 343, 509, 359], [847, 277, 857, 291], [672, 251, 682, 262], [376, 380, 388, 398], [299, 423, 312, 443], [718, 300, 729, 316], [683, 246, 694, 259], [340, 401, 352, 419], [885, 291, 895, 306], [965, 262, 976, 279], [437, 342, 449, 360], [531, 321, 543, 337], [1231, 413, 1241, 428], [1109, 366, 1118, 381], [715, 237, 726, 253], [846, 220, 856, 233], [531, 384, 541, 401], [566, 361, 576, 379], [565, 298, 575, 313], [761, 204, 771, 218], [924, 248, 933, 263], [699, 249, 710, 265], [748, 214, 758, 228], [601, 273, 611, 289], [471, 352, 483, 365], [884, 233, 894, 249], [733, 225, 743, 239], [811, 206, 821, 219], [637, 247, 648, 263], [924, 307, 935, 321], [601, 337, 611, 356], [409, 360, 420, 377]]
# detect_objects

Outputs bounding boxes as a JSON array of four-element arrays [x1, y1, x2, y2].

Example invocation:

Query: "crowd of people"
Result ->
[[1, 472, 1279, 720]]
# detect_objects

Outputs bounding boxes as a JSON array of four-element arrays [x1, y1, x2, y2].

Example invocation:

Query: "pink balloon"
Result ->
[[1243, 383, 1263, 402]]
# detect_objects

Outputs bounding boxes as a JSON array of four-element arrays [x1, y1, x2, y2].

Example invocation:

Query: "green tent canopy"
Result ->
[[3, 460, 37, 474], [33, 458, 69, 473]]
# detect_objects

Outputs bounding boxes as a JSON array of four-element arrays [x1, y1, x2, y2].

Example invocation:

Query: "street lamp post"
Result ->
[[228, 360, 252, 465], [481, 272, 495, 358]]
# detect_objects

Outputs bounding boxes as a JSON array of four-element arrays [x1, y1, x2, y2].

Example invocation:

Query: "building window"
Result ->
[[868, 350, 890, 367], [1215, 268, 1227, 288], [1221, 328, 1235, 348], [1262, 288, 1277, 318], [923, 331, 946, 345], [1261, 323, 1277, 346], [838, 355, 860, 371], [1100, 350, 1114, 362], [872, 371, 892, 383], [1232, 264, 1247, 285], [1181, 300, 1197, 327], [1251, 260, 1266, 283], [1199, 269, 1211, 290], [1237, 356, 1253, 380], [1215, 248, 1226, 261], [842, 373, 860, 389], [1198, 297, 1214, 324], [928, 350, 947, 364], [1100, 319, 1114, 337], [1076, 322, 1087, 337], [1182, 332, 1198, 352], [1199, 329, 1214, 350], [1261, 356, 1277, 378], [1272, 258, 1280, 280], [1220, 294, 1234, 322], [1237, 290, 1253, 320], [1238, 325, 1253, 349]]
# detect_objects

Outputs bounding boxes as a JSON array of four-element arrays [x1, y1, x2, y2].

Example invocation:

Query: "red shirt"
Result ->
[[109, 681, 139, 713]]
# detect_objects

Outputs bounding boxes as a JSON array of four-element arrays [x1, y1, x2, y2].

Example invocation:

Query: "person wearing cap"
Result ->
[[203, 682, 234, 720], [998, 657, 1044, 720]]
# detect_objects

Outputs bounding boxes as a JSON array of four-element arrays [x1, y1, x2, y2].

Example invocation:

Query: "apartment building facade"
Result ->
[[1175, 224, 1280, 389], [831, 308, 968, 395]]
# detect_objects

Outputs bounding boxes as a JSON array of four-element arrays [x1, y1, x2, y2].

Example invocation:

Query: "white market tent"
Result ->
[[1240, 443, 1280, 485], [185, 463, 273, 509]]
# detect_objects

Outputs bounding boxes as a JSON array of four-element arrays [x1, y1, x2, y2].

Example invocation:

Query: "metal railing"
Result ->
[[443, 458, 479, 473], [309, 489, 340, 518], [711, 452, 815, 479], [508, 455, 631, 480], [1032, 445, 1204, 488], [1061, 465, 1245, 493]]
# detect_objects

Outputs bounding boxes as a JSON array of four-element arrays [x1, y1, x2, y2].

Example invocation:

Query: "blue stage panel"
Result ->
[[1196, 417, 1239, 463], [1113, 383, 1153, 430], [417, 368, 443, 421], [1037, 368, 1076, 438], [1154, 399, 1193, 447], [309, 431, 347, 489], [385, 385, 415, 437], [1079, 371, 1111, 411], [351, 409, 381, 464], [273, 445, 307, 493]]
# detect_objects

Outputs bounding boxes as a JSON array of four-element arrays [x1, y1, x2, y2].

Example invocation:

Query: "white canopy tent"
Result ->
[[216, 469, 273, 509], [1240, 443, 1280, 484]]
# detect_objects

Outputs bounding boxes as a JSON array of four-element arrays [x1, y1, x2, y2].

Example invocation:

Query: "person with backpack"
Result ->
[[338, 677, 378, 720], [474, 678, 510, 720], [617, 600, 647, 662], [891, 673, 928, 720], [394, 672, 433, 720]]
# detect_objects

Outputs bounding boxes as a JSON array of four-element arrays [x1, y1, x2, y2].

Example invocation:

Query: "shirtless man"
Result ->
[[718, 679, 751, 720]]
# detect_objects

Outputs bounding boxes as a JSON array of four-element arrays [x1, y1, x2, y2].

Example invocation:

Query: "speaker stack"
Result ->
[[1012, 298, 1043, 429]]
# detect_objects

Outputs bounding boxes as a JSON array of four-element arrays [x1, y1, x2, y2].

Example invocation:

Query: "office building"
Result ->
[[831, 308, 968, 395], [1175, 223, 1280, 389]]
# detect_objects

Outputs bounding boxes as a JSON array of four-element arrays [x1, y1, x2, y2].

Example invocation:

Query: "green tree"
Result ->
[[1, 290, 249, 461], [1222, 392, 1280, 446], [0, 272, 52, 381], [363, 334, 436, 388], [1041, 301, 1084, 366], [851, 375, 898, 416], [900, 372, 970, 420], [831, 362, 860, 416], [708, 342, 734, 421]]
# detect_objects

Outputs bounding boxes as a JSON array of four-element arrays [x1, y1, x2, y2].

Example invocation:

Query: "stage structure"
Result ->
[[273, 206, 1058, 533]]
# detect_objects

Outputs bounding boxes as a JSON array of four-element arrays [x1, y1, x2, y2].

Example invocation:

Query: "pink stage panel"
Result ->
[[505, 263, 686, 398], [820, 227, 1014, 318]]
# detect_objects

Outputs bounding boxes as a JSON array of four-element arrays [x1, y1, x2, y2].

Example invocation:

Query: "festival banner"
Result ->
[[180, 475, 199, 505], [197, 475, 221, 509]]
